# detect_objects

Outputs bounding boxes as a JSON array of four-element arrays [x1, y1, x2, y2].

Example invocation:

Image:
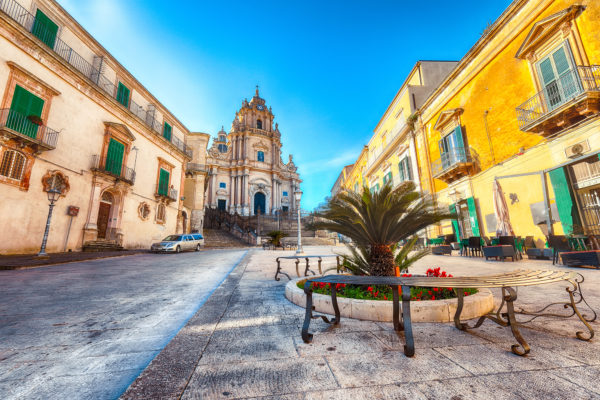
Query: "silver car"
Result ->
[[151, 234, 204, 253]]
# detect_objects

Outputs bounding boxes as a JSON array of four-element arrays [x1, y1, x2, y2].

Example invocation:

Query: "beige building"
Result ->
[[199, 88, 301, 218], [0, 0, 196, 254]]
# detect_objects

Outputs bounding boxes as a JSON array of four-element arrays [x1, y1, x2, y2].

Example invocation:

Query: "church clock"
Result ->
[[256, 104, 264, 110]]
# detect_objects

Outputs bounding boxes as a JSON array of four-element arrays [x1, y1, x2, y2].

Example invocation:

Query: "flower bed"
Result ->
[[297, 267, 478, 301]]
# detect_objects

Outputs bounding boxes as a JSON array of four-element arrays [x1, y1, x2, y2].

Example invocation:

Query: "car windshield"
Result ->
[[163, 235, 182, 241]]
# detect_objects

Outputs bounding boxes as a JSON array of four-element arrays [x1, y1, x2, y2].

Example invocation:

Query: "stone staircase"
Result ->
[[82, 240, 124, 252], [203, 229, 250, 248]]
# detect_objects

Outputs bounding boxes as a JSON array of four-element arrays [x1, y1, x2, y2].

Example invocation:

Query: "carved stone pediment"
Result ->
[[515, 5, 585, 59], [434, 109, 463, 132]]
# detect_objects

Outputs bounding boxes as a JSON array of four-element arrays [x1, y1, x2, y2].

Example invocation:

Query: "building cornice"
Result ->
[[0, 13, 189, 162]]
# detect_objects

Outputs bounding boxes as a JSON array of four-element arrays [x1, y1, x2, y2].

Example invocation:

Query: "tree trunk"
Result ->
[[370, 244, 395, 276]]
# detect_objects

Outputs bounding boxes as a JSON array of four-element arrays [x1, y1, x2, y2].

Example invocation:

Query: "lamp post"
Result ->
[[294, 190, 304, 255], [37, 188, 61, 258]]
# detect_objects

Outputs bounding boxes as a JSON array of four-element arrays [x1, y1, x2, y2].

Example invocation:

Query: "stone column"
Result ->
[[229, 174, 234, 212], [83, 181, 103, 242]]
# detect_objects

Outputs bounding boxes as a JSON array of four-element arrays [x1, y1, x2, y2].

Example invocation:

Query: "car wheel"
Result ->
[[175, 246, 181, 253], [196, 244, 201, 252]]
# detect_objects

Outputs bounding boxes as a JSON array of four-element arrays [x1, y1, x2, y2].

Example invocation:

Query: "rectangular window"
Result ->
[[158, 168, 170, 196], [218, 199, 227, 211], [105, 138, 125, 176], [283, 191, 288, 196], [438, 126, 466, 169], [8, 85, 44, 139], [219, 182, 226, 188], [536, 43, 581, 111], [163, 122, 172, 141], [383, 171, 392, 185], [32, 9, 58, 48], [398, 157, 413, 182], [257, 151, 265, 162], [116, 82, 130, 107]]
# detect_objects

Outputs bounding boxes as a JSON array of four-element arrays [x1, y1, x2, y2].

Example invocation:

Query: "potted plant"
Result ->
[[267, 230, 287, 248], [27, 115, 44, 126]]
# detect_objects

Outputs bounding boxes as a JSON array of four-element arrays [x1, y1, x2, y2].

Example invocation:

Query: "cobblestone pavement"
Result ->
[[123, 246, 600, 399], [0, 249, 248, 399]]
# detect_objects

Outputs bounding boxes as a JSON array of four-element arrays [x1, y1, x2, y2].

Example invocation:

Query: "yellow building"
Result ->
[[414, 0, 600, 245], [341, 61, 457, 195]]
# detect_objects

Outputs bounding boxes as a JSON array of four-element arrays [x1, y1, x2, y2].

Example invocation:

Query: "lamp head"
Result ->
[[294, 190, 303, 202], [47, 188, 61, 203]]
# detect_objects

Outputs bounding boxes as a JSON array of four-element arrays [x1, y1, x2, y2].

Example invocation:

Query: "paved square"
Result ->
[[0, 249, 247, 399]]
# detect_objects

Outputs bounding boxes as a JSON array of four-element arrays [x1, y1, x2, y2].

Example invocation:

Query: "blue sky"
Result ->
[[58, 0, 513, 210]]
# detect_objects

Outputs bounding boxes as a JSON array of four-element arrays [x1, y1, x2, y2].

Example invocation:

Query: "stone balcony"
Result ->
[[0, 108, 59, 152], [516, 65, 600, 136], [431, 147, 475, 183]]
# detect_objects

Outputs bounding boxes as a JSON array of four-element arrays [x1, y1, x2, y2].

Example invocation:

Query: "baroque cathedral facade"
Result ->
[[202, 88, 301, 217]]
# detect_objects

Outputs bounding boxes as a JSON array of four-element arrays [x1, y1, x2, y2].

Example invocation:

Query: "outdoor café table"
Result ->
[[274, 255, 342, 281], [301, 270, 595, 357]]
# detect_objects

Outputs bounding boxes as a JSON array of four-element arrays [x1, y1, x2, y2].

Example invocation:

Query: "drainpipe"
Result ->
[[483, 110, 496, 165]]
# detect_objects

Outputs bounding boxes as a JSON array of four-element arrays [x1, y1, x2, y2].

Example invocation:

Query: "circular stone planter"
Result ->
[[285, 276, 494, 323]]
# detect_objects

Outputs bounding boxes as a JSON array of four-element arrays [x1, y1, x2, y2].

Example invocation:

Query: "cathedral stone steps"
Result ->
[[203, 229, 250, 248]]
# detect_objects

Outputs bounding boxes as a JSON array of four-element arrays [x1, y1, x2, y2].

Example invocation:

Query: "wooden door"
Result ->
[[97, 202, 111, 239]]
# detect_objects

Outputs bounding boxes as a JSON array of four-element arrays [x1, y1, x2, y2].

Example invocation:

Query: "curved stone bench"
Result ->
[[285, 276, 494, 323]]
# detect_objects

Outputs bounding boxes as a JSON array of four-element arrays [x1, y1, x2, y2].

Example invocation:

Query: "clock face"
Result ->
[[257, 105, 264, 110]]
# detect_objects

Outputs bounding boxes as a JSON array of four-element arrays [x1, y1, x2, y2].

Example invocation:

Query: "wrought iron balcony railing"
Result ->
[[516, 65, 600, 131], [0, 108, 59, 150], [155, 184, 178, 202], [91, 154, 136, 184], [0, 0, 192, 158], [431, 147, 473, 178]]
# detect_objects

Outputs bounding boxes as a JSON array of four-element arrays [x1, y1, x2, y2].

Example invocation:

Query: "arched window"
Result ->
[[0, 150, 26, 180], [256, 119, 262, 129], [257, 151, 265, 162], [219, 135, 226, 142], [218, 144, 228, 153]]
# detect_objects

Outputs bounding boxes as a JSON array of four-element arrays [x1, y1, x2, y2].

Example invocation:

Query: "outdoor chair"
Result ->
[[482, 236, 492, 246], [499, 236, 521, 260], [524, 236, 535, 250], [548, 235, 572, 265], [467, 236, 482, 257]]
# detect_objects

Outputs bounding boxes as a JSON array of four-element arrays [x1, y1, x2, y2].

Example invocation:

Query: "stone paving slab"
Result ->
[[121, 246, 600, 399], [0, 250, 146, 269]]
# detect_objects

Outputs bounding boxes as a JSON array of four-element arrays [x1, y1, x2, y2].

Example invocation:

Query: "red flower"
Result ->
[[374, 291, 379, 297], [367, 286, 373, 292], [433, 288, 439, 292], [428, 291, 432, 295], [441, 271, 447, 277], [464, 291, 469, 296], [431, 296, 436, 300], [383, 295, 387, 300]]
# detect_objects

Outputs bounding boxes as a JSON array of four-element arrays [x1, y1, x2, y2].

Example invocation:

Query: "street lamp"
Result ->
[[294, 190, 304, 255], [37, 188, 61, 258]]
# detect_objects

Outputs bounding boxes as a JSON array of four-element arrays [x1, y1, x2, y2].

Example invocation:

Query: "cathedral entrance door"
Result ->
[[254, 192, 266, 215]]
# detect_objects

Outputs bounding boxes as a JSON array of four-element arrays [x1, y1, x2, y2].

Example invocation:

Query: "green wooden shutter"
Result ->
[[549, 167, 579, 235], [32, 9, 58, 48], [453, 126, 466, 161], [466, 197, 481, 236], [105, 139, 124, 176], [158, 169, 170, 195], [163, 122, 172, 141], [387, 172, 392, 185], [8, 85, 44, 138], [116, 82, 130, 107], [449, 203, 461, 239]]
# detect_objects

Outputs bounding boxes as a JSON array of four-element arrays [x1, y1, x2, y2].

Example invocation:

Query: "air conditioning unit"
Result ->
[[565, 140, 590, 158]]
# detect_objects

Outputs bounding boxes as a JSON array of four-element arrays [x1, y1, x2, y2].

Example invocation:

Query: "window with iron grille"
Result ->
[[0, 150, 26, 181]]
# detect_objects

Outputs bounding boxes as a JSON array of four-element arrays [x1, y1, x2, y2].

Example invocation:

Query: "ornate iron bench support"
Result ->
[[453, 273, 596, 356]]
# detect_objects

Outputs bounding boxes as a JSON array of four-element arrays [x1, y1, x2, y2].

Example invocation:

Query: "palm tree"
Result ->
[[313, 181, 452, 276]]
